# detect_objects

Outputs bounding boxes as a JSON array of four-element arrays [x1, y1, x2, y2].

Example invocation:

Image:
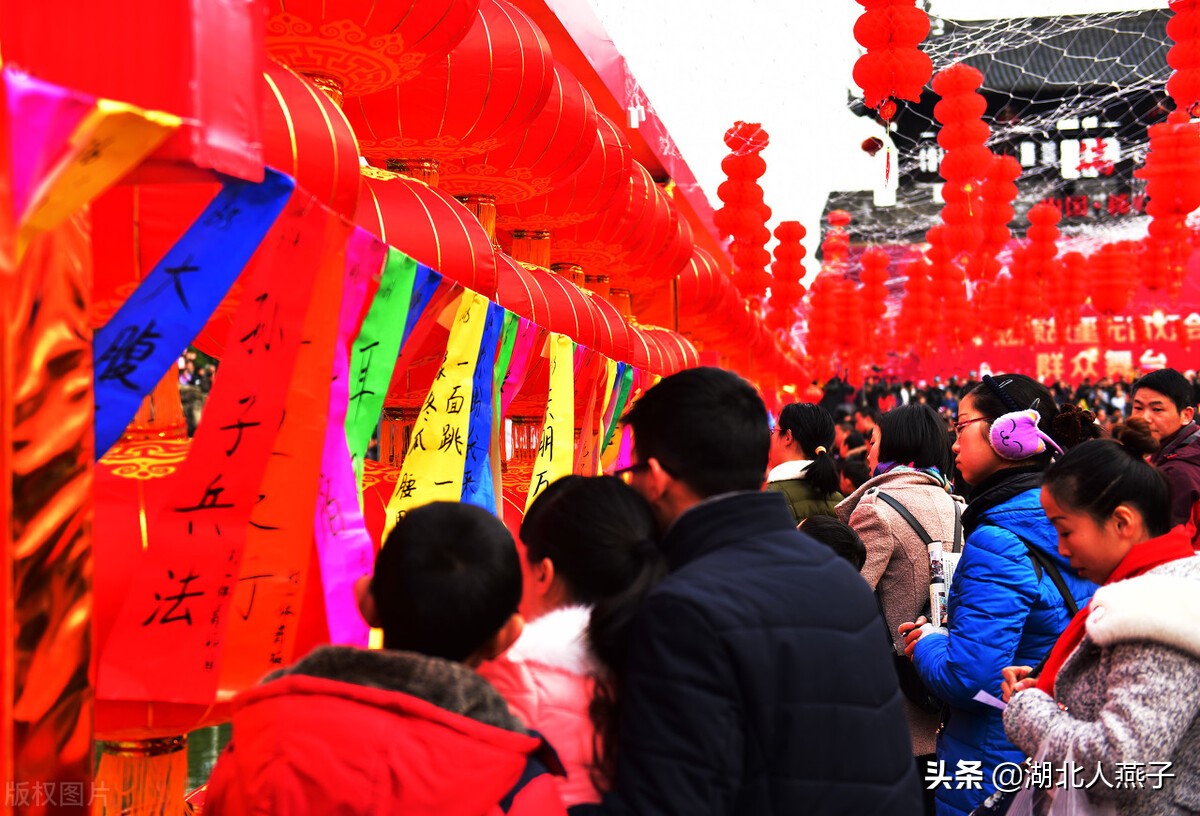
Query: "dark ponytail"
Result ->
[[519, 475, 664, 791], [1042, 418, 1172, 537], [778, 402, 840, 497]]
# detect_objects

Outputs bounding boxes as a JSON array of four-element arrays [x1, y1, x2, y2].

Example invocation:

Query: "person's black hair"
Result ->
[[621, 366, 768, 497], [371, 502, 520, 662], [777, 402, 839, 497], [844, 431, 867, 450], [1132, 368, 1195, 412], [854, 406, 882, 424], [877, 404, 954, 476], [839, 457, 870, 491], [966, 374, 1100, 469], [1043, 418, 1172, 538], [799, 515, 867, 571], [520, 476, 665, 791]]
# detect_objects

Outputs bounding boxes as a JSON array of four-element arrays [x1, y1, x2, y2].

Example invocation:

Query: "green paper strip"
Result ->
[[346, 247, 418, 483], [493, 311, 521, 396], [601, 365, 637, 454]]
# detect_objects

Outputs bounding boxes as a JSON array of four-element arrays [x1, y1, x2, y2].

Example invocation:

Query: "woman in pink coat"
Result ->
[[837, 404, 963, 767], [480, 476, 664, 809]]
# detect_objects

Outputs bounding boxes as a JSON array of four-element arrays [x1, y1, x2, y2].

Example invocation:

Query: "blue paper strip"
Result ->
[[93, 169, 295, 457], [462, 301, 504, 512], [400, 264, 443, 349]]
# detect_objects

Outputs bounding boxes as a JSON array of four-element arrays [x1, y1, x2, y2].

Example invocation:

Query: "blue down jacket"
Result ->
[[913, 472, 1097, 816], [603, 491, 922, 816]]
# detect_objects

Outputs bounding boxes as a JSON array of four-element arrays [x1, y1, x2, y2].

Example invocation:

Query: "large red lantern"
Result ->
[[265, 0, 480, 99], [497, 112, 633, 232], [345, 0, 554, 164], [852, 0, 933, 121], [92, 58, 363, 353], [355, 167, 499, 297], [437, 62, 598, 205]]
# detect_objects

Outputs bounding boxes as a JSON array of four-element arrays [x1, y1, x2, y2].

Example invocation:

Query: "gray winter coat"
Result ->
[[1004, 555, 1200, 815]]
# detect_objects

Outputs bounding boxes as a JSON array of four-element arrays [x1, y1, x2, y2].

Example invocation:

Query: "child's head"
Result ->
[[838, 457, 870, 495], [799, 515, 867, 571], [361, 502, 523, 665]]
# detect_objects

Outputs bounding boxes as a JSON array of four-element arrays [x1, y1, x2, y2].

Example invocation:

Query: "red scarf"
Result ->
[[1035, 526, 1196, 696]]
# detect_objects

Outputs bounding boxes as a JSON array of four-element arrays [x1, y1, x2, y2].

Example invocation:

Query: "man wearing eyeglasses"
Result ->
[[601, 367, 921, 816]]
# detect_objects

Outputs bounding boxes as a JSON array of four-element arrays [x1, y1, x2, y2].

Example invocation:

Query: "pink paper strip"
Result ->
[[313, 228, 386, 646]]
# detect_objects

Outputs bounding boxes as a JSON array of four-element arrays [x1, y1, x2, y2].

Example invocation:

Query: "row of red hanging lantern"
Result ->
[[851, 0, 933, 123], [714, 122, 774, 305]]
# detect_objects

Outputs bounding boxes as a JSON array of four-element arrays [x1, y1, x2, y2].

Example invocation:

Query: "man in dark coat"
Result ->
[[1133, 367, 1200, 527], [602, 367, 921, 816]]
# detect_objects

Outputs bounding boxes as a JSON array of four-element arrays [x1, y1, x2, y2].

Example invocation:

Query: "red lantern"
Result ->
[[345, 0, 554, 163], [933, 64, 991, 264], [437, 63, 598, 205], [724, 121, 770, 155], [498, 112, 632, 231], [1168, 0, 1200, 115], [92, 59, 363, 356], [265, 0, 480, 98], [1057, 251, 1088, 335], [852, 0, 933, 121], [968, 154, 1021, 282], [355, 167, 499, 297], [766, 221, 807, 334], [1024, 202, 1061, 307], [859, 245, 890, 321], [1136, 111, 1200, 299]]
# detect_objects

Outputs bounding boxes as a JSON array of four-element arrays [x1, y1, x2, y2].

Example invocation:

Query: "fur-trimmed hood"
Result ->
[[501, 605, 597, 677], [265, 644, 526, 733], [1086, 555, 1200, 659]]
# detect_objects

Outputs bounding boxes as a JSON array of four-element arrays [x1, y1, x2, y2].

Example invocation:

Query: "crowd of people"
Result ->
[[201, 364, 1200, 816]]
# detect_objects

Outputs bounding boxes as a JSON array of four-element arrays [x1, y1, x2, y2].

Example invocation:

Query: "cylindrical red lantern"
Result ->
[[933, 64, 991, 264]]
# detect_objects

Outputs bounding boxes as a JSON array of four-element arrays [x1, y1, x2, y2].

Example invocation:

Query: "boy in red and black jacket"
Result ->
[[205, 502, 566, 816]]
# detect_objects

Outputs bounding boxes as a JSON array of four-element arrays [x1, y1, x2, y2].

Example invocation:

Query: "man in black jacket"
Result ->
[[602, 367, 922, 816]]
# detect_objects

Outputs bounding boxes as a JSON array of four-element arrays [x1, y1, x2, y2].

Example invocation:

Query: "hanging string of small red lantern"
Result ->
[[932, 63, 991, 270], [967, 153, 1021, 283], [1135, 110, 1200, 302], [765, 221, 808, 336], [924, 225, 967, 350], [1167, 0, 1200, 116], [1089, 241, 1139, 359], [895, 258, 936, 358], [851, 0, 933, 123], [1022, 201, 1062, 340], [713, 122, 773, 306], [1056, 251, 1089, 340]]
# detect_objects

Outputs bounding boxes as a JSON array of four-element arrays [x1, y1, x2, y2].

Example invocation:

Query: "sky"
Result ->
[[587, 0, 1169, 280]]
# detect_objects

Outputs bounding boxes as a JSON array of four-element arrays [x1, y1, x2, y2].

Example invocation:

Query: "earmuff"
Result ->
[[982, 376, 1064, 461]]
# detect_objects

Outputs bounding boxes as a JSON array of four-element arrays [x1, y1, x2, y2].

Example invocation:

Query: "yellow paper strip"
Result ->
[[383, 290, 490, 539], [19, 100, 181, 257], [526, 334, 575, 510]]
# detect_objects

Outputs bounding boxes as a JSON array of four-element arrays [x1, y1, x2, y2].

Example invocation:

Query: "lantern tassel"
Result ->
[[94, 737, 189, 816]]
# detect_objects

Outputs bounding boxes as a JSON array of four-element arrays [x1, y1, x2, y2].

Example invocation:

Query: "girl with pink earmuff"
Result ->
[[897, 374, 1102, 816]]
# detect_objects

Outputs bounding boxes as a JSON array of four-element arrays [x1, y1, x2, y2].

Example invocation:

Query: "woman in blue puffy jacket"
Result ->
[[900, 374, 1100, 816]]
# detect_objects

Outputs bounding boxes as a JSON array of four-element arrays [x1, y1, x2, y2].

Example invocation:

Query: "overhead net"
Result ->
[[835, 7, 1172, 254]]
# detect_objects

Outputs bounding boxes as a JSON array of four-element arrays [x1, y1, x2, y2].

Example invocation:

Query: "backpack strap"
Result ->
[[875, 491, 934, 546], [875, 490, 963, 554], [1018, 536, 1080, 617]]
